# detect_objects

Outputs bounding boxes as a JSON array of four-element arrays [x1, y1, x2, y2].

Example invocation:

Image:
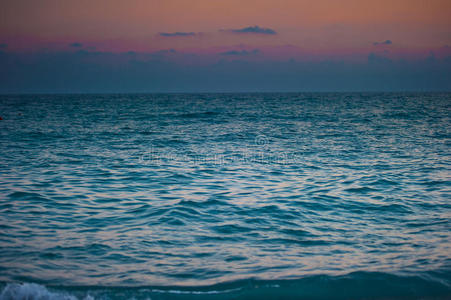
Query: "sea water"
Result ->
[[0, 93, 450, 299]]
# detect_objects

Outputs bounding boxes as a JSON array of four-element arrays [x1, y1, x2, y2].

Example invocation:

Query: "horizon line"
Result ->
[[1, 90, 451, 96]]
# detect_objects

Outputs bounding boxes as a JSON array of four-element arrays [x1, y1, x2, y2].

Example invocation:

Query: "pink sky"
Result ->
[[1, 0, 450, 58]]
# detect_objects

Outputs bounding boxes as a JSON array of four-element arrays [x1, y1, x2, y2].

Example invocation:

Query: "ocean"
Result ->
[[0, 93, 450, 299]]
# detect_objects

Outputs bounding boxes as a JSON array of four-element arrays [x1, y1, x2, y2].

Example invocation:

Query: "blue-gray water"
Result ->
[[0, 93, 450, 299]]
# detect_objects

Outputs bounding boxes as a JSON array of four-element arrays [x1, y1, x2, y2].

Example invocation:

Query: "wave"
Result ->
[[1, 271, 450, 300], [0, 283, 84, 300]]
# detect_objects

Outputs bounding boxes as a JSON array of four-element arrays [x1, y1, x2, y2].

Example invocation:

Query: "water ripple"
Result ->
[[0, 93, 450, 291]]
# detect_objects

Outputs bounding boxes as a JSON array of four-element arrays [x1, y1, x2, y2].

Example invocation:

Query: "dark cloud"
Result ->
[[368, 53, 392, 64], [220, 49, 260, 56], [226, 26, 277, 35], [426, 52, 436, 63], [373, 40, 392, 46], [150, 49, 176, 57], [159, 32, 196, 37], [0, 43, 7, 49], [0, 50, 450, 93], [69, 42, 83, 48]]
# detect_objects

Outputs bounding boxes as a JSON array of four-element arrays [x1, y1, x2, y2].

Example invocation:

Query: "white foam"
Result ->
[[150, 287, 242, 294], [0, 283, 93, 300]]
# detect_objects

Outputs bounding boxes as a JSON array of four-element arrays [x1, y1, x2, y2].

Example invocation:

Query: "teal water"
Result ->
[[0, 93, 450, 299]]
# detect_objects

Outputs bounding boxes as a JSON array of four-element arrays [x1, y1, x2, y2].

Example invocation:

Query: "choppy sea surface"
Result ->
[[0, 93, 450, 299]]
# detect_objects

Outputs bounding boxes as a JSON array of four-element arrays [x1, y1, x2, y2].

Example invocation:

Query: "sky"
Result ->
[[0, 0, 450, 92]]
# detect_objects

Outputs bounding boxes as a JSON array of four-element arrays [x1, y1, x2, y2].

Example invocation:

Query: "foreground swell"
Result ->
[[1, 271, 451, 300]]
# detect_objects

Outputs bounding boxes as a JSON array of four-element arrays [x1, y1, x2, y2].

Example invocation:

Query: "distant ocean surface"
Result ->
[[0, 93, 450, 299]]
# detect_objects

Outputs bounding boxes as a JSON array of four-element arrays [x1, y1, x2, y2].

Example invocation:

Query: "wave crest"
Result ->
[[0, 283, 92, 300]]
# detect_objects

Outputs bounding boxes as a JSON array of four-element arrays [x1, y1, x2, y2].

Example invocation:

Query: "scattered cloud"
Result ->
[[69, 42, 83, 48], [0, 43, 8, 49], [152, 49, 176, 55], [368, 52, 392, 64], [220, 49, 260, 56], [148, 49, 177, 59], [373, 40, 392, 46], [225, 26, 277, 35], [159, 32, 196, 37]]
